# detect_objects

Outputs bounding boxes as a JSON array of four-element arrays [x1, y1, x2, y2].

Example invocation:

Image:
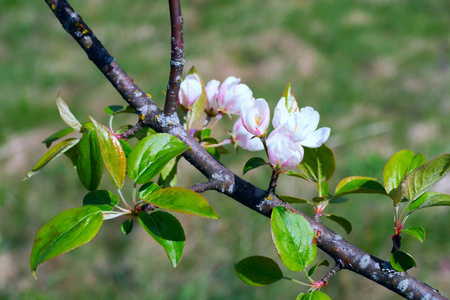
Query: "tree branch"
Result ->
[[43, 1, 447, 299], [164, 0, 185, 117]]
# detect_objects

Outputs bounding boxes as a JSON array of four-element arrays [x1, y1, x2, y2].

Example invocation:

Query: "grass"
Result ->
[[1, 0, 450, 299]]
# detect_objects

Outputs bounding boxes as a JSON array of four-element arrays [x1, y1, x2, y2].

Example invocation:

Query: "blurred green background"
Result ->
[[1, 0, 450, 299]]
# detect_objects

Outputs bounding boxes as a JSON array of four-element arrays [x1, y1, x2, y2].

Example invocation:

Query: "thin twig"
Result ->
[[163, 0, 185, 118], [189, 180, 221, 193]]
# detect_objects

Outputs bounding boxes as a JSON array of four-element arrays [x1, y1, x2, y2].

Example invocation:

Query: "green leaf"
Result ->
[[187, 66, 207, 123], [22, 138, 80, 181], [138, 182, 162, 200], [308, 260, 329, 277], [243, 157, 267, 175], [77, 131, 104, 191], [56, 94, 82, 132], [127, 134, 187, 184], [286, 171, 309, 181], [42, 127, 75, 148], [234, 256, 283, 286], [63, 142, 79, 167], [30, 206, 103, 278], [383, 150, 426, 197], [329, 197, 349, 204], [121, 219, 134, 235], [317, 181, 329, 197], [390, 251, 417, 272], [104, 105, 136, 115], [297, 291, 331, 300], [299, 144, 335, 183], [138, 211, 185, 268], [400, 226, 425, 243], [82, 190, 119, 211], [335, 176, 387, 197], [158, 156, 180, 188], [271, 206, 316, 272], [404, 154, 450, 201], [194, 128, 212, 140], [408, 192, 450, 211], [119, 139, 132, 159], [141, 187, 219, 220], [278, 195, 309, 204], [90, 116, 126, 189], [325, 214, 352, 234]]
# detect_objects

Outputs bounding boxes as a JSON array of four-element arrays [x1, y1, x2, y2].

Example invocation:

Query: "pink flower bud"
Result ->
[[231, 118, 264, 151], [178, 73, 202, 110], [205, 79, 220, 116], [216, 76, 253, 115], [240, 98, 270, 137]]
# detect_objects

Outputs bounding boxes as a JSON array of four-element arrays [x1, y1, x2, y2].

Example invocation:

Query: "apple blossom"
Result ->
[[230, 118, 264, 151], [240, 98, 270, 137], [216, 76, 253, 115], [266, 125, 304, 170], [291, 106, 330, 147], [178, 73, 202, 110], [205, 79, 220, 116], [272, 93, 299, 129]]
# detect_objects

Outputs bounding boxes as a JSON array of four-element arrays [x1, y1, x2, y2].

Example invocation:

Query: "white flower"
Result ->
[[291, 106, 330, 147], [240, 98, 270, 137], [231, 117, 264, 151]]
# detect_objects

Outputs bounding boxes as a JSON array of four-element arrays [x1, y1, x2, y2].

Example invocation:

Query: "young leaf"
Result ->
[[307, 260, 329, 277], [42, 127, 75, 148], [138, 182, 162, 200], [127, 134, 187, 184], [77, 131, 104, 191], [278, 195, 309, 204], [335, 176, 387, 197], [271, 206, 317, 272], [158, 156, 181, 188], [286, 171, 309, 181], [243, 157, 267, 175], [297, 291, 331, 300], [121, 219, 134, 235], [56, 94, 82, 132], [404, 154, 450, 201], [83, 190, 119, 211], [299, 144, 335, 183], [104, 105, 136, 115], [317, 181, 329, 197], [119, 139, 132, 159], [325, 214, 352, 234], [234, 256, 283, 286], [138, 211, 185, 268], [141, 187, 219, 220], [30, 206, 103, 278], [22, 138, 80, 181], [408, 192, 450, 211], [90, 116, 126, 189], [383, 150, 426, 197], [400, 226, 425, 243], [390, 251, 417, 272]]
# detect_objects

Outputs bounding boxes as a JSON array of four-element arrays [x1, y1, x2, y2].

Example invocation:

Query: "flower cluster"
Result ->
[[178, 72, 330, 171]]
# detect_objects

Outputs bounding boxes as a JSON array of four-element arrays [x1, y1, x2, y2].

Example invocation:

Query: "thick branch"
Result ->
[[164, 0, 185, 117], [44, 1, 447, 299]]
